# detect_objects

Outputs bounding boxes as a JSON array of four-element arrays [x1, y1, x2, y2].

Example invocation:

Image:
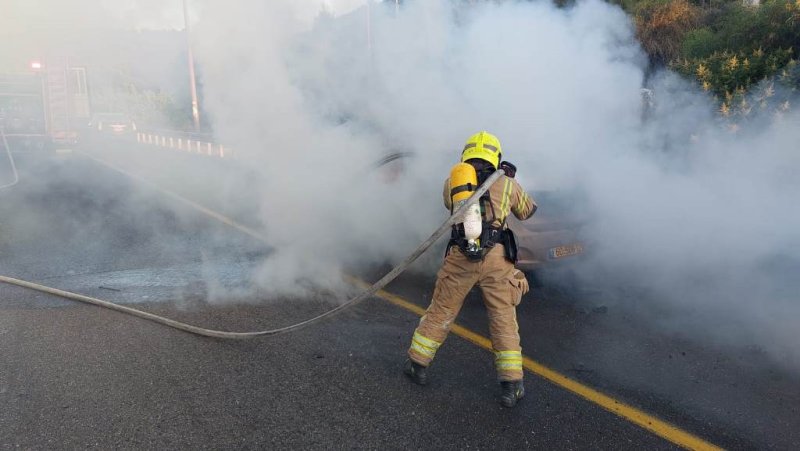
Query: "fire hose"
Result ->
[[0, 169, 504, 339]]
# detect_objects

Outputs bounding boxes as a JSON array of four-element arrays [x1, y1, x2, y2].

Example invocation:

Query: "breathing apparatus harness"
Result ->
[[448, 161, 518, 263]]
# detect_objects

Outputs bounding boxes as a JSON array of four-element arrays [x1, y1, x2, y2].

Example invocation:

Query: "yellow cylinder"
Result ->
[[449, 162, 478, 204]]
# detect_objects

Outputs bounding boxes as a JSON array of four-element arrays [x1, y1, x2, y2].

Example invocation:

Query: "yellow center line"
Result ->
[[81, 152, 267, 242], [85, 151, 723, 451], [356, 281, 722, 451]]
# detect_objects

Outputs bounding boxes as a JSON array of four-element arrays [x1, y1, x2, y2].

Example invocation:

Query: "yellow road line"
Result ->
[[87, 152, 723, 451], [81, 152, 267, 242], [359, 282, 722, 451]]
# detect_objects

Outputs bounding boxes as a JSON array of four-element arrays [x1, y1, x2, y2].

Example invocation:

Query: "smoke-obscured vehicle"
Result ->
[[89, 113, 137, 135], [508, 189, 587, 275], [1, 61, 91, 149], [0, 73, 48, 150]]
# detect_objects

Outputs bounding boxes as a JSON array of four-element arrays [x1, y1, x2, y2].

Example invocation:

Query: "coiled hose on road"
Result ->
[[0, 169, 504, 339]]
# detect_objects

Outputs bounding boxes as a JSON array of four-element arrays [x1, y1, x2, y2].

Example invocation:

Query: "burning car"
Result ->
[[508, 189, 587, 274]]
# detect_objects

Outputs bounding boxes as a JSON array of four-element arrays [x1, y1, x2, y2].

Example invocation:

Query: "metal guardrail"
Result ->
[[143, 128, 214, 141], [135, 131, 234, 159]]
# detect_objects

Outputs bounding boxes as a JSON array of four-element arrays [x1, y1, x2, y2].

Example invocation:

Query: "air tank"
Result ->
[[449, 163, 482, 250]]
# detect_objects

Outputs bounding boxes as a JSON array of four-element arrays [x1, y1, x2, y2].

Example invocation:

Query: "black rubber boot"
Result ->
[[499, 380, 525, 408], [403, 359, 428, 386]]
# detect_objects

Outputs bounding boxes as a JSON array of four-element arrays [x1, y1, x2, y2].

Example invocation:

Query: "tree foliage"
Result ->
[[673, 47, 795, 96], [633, 0, 701, 64], [621, 0, 799, 116]]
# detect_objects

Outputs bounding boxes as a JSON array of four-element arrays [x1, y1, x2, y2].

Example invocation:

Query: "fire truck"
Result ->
[[0, 58, 90, 149]]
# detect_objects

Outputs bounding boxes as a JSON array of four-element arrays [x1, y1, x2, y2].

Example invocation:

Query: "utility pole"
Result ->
[[183, 0, 200, 131]]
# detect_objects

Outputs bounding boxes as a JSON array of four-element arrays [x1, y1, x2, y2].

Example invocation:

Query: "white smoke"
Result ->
[[191, 0, 650, 290], [0, 0, 184, 32], [3, 0, 797, 369], [190, 0, 800, 368]]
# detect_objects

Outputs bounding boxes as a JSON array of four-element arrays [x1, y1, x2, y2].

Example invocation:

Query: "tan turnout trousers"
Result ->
[[408, 173, 535, 381]]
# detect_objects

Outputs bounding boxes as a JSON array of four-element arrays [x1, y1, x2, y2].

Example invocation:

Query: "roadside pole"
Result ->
[[184, 0, 201, 131]]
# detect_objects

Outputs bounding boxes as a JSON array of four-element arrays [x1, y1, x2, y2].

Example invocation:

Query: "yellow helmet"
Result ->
[[461, 131, 502, 169]]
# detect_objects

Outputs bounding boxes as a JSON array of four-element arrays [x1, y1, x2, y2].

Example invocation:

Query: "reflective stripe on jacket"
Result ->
[[443, 175, 536, 228]]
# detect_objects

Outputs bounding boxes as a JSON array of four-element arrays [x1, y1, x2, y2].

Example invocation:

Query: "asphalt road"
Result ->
[[1, 144, 798, 449]]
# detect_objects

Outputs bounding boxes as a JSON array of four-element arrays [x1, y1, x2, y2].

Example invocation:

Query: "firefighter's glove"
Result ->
[[510, 269, 530, 306], [513, 270, 530, 296], [500, 161, 517, 178]]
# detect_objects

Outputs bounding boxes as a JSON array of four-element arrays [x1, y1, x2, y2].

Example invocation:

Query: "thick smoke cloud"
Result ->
[[0, 0, 189, 125], [0, 0, 184, 32], [191, 0, 651, 292], [3, 0, 797, 369], [191, 1, 799, 368]]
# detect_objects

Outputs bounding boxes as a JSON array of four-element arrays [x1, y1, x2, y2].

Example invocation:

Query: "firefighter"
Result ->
[[404, 131, 537, 408]]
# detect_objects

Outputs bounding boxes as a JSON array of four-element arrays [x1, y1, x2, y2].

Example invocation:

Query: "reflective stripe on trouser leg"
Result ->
[[479, 248, 524, 381], [408, 331, 442, 366], [495, 350, 523, 380], [408, 250, 478, 366]]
